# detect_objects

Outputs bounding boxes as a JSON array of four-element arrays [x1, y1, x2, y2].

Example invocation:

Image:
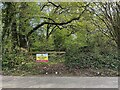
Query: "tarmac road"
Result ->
[[1, 76, 118, 88]]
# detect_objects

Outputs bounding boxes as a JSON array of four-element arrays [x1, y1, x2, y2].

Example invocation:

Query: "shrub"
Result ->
[[2, 50, 34, 72], [64, 45, 119, 70]]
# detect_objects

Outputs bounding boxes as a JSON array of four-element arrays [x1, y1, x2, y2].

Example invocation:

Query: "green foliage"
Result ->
[[3, 51, 25, 70], [2, 2, 119, 76], [65, 44, 119, 70], [2, 48, 35, 74], [53, 30, 66, 51]]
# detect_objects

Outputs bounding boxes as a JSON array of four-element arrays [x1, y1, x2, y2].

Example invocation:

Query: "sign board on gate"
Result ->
[[36, 53, 48, 62]]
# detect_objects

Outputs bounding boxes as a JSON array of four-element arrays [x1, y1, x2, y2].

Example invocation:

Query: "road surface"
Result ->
[[1, 76, 118, 88]]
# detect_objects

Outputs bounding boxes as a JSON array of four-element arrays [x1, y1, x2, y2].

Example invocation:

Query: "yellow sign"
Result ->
[[36, 54, 48, 62]]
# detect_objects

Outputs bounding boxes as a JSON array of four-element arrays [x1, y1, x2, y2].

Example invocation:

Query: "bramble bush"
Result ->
[[2, 49, 36, 75], [64, 44, 119, 70]]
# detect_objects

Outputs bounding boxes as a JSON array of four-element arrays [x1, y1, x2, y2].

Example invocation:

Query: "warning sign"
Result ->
[[36, 54, 48, 62]]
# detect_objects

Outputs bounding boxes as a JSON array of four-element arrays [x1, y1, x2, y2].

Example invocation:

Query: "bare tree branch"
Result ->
[[48, 1, 63, 9], [27, 3, 89, 37]]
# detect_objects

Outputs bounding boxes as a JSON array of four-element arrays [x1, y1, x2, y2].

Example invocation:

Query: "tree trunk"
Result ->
[[11, 21, 18, 49]]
